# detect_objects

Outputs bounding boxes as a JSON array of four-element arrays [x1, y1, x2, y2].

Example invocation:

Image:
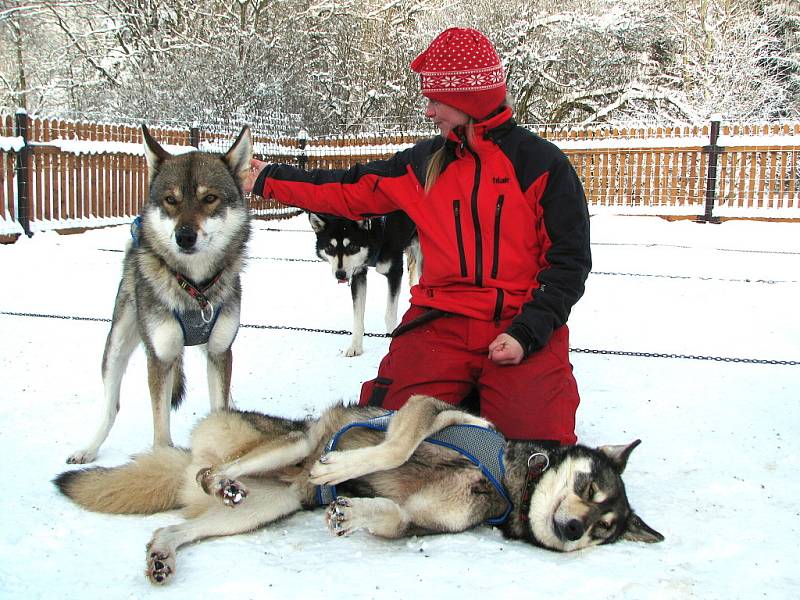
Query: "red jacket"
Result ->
[[254, 108, 591, 355]]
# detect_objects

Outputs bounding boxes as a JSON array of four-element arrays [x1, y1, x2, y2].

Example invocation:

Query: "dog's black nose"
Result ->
[[562, 519, 585, 541], [175, 225, 197, 249], [335, 270, 347, 281]]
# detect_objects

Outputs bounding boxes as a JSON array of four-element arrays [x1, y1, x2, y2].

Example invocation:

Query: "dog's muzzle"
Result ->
[[175, 225, 197, 250]]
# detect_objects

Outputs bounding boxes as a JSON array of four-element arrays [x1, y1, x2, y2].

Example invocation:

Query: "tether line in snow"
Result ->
[[2, 309, 797, 366]]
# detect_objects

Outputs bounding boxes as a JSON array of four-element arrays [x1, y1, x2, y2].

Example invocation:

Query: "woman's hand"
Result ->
[[488, 333, 524, 365], [244, 158, 269, 194]]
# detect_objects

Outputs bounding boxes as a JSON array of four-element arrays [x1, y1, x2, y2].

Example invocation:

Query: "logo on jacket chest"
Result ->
[[492, 176, 510, 184]]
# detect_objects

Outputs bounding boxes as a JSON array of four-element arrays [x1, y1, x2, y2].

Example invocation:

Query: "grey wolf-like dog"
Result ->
[[56, 394, 663, 585], [66, 126, 252, 464]]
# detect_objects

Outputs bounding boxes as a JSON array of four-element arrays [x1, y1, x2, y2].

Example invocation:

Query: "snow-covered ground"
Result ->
[[0, 214, 798, 599]]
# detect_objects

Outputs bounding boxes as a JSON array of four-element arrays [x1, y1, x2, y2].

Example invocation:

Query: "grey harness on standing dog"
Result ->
[[316, 411, 513, 525]]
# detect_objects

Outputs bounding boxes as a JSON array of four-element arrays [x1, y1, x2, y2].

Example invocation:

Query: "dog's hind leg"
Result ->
[[67, 293, 140, 464], [344, 268, 367, 357], [406, 236, 422, 286], [145, 481, 301, 585], [310, 394, 493, 485], [196, 429, 314, 506]]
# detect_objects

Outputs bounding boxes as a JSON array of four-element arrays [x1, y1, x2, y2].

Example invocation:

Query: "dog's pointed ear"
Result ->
[[223, 126, 253, 187], [308, 213, 327, 232], [622, 513, 664, 544], [597, 439, 641, 474], [142, 125, 171, 183]]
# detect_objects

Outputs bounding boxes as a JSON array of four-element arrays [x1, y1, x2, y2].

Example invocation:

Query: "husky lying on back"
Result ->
[[309, 211, 420, 356], [66, 126, 252, 464], [55, 394, 663, 585]]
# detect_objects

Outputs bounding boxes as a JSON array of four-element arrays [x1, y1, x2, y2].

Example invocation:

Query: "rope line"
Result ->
[[2, 310, 796, 366]]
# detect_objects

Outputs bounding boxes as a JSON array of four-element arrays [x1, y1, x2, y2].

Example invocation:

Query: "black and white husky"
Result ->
[[308, 211, 420, 356]]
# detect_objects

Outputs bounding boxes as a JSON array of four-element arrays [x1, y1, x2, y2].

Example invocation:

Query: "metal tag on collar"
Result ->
[[527, 452, 550, 475], [200, 300, 215, 324]]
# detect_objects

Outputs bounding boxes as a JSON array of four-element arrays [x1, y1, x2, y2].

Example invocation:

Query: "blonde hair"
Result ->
[[423, 96, 513, 193], [424, 120, 477, 193]]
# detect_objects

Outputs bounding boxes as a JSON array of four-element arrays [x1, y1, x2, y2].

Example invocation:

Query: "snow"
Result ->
[[0, 214, 798, 599]]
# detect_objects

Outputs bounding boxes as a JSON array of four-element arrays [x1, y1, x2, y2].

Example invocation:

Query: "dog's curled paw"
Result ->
[[218, 479, 248, 507], [326, 497, 354, 537]]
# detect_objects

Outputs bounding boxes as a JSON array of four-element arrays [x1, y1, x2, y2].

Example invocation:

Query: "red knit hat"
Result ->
[[410, 28, 506, 120]]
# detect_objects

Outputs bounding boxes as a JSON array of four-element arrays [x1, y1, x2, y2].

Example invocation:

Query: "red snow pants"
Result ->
[[359, 306, 580, 444]]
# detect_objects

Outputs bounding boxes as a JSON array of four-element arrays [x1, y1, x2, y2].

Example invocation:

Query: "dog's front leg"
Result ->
[[326, 497, 410, 538], [310, 394, 493, 485], [206, 307, 240, 410], [146, 320, 183, 448], [345, 269, 367, 357]]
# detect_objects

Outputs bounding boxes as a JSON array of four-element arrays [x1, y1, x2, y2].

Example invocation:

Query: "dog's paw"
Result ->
[[196, 468, 248, 506], [343, 344, 363, 357], [309, 449, 372, 486], [217, 479, 248, 507], [66, 448, 97, 464], [146, 543, 175, 585], [326, 497, 358, 536]]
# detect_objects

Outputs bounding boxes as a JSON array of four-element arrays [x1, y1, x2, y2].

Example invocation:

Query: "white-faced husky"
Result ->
[[308, 211, 420, 356], [55, 394, 663, 585], [66, 125, 252, 464]]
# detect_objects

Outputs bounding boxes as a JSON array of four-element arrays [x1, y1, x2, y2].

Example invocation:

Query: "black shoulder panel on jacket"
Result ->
[[495, 127, 568, 193]]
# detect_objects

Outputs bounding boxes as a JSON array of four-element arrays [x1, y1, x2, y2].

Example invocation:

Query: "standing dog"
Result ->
[[309, 211, 420, 356], [55, 394, 663, 585], [66, 125, 252, 464]]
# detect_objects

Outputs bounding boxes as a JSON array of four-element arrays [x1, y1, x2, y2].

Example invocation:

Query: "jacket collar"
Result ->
[[446, 106, 515, 155]]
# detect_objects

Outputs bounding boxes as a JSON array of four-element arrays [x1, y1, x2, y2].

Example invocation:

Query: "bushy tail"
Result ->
[[171, 355, 186, 410], [54, 447, 191, 514]]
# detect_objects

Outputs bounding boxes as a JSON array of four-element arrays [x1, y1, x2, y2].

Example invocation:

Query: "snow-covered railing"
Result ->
[[2, 113, 800, 238]]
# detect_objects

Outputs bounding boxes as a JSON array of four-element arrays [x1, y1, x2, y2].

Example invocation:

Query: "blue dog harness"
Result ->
[[316, 411, 513, 525], [130, 216, 224, 347]]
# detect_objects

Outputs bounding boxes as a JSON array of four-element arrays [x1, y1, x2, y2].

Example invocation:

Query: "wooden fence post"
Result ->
[[14, 108, 33, 237], [297, 128, 308, 170], [700, 114, 723, 223], [189, 123, 201, 149]]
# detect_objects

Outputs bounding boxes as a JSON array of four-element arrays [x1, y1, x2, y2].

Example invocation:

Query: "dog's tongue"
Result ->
[[338, 279, 349, 284]]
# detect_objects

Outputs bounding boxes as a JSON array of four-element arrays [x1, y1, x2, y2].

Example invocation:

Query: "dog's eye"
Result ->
[[596, 520, 613, 531], [164, 195, 178, 205], [203, 194, 219, 204]]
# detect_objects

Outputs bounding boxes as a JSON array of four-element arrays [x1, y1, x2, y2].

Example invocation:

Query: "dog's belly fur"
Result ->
[[178, 407, 505, 534]]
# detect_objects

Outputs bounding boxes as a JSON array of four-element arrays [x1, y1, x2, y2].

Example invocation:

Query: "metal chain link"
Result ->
[[593, 241, 800, 256], [2, 310, 797, 366], [593, 271, 797, 284]]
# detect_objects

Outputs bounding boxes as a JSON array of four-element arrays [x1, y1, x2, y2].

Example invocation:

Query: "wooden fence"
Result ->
[[2, 113, 799, 238]]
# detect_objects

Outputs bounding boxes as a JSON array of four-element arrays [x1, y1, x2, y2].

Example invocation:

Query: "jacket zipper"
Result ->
[[493, 289, 504, 323], [464, 146, 483, 287], [491, 194, 505, 279], [452, 200, 468, 277]]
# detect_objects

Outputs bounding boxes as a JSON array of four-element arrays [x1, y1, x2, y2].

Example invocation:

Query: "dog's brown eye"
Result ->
[[203, 194, 218, 204], [164, 195, 177, 205]]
